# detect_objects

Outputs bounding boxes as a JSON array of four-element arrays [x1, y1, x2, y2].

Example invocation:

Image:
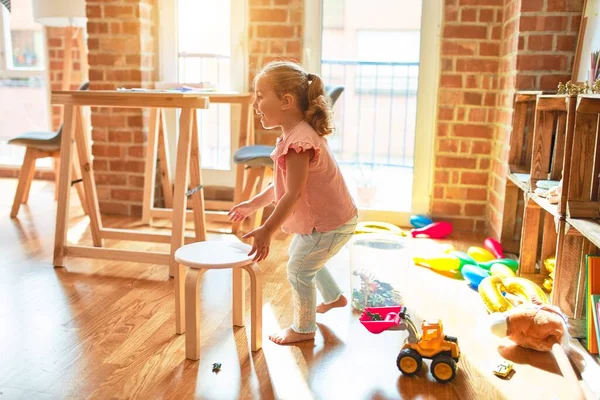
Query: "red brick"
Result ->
[[457, 59, 499, 73], [446, 187, 468, 200], [527, 35, 554, 51], [521, 0, 544, 11], [556, 34, 576, 51], [250, 8, 288, 22], [453, 124, 494, 139], [256, 25, 294, 38], [104, 5, 136, 18], [442, 41, 476, 56], [480, 9, 494, 23], [440, 74, 462, 88], [469, 108, 487, 122], [468, 188, 488, 201], [480, 42, 500, 56], [520, 16, 568, 31], [435, 171, 450, 184], [570, 15, 582, 32], [461, 171, 489, 185], [540, 74, 571, 91], [516, 74, 536, 89], [464, 92, 482, 105], [434, 186, 445, 199], [516, 54, 568, 71], [471, 141, 492, 154], [461, 8, 477, 22], [439, 138, 460, 152], [436, 156, 477, 169], [444, 24, 487, 39], [438, 107, 454, 121], [459, 0, 502, 5]]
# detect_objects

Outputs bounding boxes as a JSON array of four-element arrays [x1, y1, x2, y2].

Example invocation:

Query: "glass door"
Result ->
[[0, 0, 51, 168], [304, 0, 442, 226]]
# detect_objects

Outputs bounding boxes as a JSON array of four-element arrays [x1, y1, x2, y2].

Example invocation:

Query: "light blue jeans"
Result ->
[[287, 216, 358, 333]]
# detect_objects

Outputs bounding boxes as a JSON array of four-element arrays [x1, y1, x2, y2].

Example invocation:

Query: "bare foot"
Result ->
[[269, 327, 315, 345], [316, 295, 348, 314]]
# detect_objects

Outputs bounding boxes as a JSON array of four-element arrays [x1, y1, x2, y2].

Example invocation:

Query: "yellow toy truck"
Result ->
[[359, 305, 461, 383]]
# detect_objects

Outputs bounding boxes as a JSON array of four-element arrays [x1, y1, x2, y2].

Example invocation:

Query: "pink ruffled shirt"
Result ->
[[270, 120, 357, 235]]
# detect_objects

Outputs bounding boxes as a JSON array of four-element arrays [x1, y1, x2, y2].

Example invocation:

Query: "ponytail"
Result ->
[[305, 73, 334, 136]]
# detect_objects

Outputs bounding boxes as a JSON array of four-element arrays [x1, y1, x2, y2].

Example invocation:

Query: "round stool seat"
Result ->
[[175, 241, 253, 269]]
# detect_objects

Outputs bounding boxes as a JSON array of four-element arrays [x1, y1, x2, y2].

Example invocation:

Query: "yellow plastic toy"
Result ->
[[355, 221, 405, 236], [467, 246, 496, 263], [395, 310, 460, 383], [478, 276, 549, 313], [543, 257, 556, 292], [413, 256, 460, 272], [489, 263, 516, 279]]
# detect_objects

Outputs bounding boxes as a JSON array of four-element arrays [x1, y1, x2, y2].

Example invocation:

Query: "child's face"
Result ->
[[253, 75, 284, 129]]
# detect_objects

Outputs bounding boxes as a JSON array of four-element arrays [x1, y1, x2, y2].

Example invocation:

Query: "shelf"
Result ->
[[566, 217, 600, 249], [530, 194, 561, 219], [507, 172, 530, 193]]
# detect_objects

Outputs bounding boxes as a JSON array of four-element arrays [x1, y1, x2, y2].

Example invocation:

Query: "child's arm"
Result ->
[[251, 183, 275, 209], [228, 183, 274, 223]]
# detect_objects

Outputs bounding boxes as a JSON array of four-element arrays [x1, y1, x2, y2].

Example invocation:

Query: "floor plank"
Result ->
[[0, 178, 597, 400]]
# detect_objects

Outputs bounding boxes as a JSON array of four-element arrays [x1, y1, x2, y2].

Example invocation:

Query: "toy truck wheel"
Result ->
[[431, 355, 457, 383], [396, 349, 422, 376]]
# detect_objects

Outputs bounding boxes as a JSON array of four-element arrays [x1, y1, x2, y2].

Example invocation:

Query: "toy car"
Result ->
[[493, 360, 514, 378]]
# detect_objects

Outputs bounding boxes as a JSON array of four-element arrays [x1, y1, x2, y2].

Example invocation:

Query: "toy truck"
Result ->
[[359, 305, 461, 383]]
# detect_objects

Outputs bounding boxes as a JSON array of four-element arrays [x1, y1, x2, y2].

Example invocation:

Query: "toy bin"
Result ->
[[350, 233, 407, 311]]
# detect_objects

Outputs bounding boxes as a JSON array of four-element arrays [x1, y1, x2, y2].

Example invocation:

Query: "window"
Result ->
[[159, 0, 247, 187], [355, 30, 420, 95], [0, 0, 50, 167], [323, 0, 344, 29]]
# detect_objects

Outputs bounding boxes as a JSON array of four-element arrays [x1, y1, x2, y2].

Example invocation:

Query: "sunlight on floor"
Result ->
[[261, 302, 314, 400]]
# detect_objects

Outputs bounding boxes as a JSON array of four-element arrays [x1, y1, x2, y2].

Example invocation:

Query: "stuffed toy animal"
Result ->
[[488, 297, 594, 399], [489, 297, 568, 352]]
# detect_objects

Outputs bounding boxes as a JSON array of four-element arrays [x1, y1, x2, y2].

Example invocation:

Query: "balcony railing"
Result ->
[[321, 60, 419, 170]]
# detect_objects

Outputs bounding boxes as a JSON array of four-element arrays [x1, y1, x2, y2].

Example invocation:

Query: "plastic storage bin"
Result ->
[[350, 233, 406, 311]]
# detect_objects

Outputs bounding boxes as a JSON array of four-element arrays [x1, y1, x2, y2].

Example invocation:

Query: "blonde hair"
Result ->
[[255, 60, 335, 136]]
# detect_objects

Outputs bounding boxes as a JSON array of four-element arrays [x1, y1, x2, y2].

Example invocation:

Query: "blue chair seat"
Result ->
[[233, 145, 275, 167], [8, 131, 61, 152]]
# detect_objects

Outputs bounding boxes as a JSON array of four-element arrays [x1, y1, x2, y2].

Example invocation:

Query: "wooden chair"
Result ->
[[9, 82, 90, 218], [231, 85, 345, 234]]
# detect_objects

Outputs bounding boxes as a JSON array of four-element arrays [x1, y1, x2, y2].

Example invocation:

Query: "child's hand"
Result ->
[[228, 201, 256, 222], [243, 226, 273, 262]]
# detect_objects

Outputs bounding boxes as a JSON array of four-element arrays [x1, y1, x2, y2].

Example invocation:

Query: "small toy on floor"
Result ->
[[212, 363, 222, 374]]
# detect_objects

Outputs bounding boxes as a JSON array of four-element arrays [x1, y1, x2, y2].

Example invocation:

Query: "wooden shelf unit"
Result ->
[[501, 91, 542, 253]]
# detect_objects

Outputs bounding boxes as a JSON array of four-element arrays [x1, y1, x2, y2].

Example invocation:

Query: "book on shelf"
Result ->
[[586, 256, 600, 354], [592, 294, 600, 353]]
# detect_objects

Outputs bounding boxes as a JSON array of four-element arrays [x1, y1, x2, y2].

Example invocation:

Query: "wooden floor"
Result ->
[[1, 178, 599, 400]]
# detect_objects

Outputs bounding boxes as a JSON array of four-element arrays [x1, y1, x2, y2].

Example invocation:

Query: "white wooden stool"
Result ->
[[174, 240, 263, 360]]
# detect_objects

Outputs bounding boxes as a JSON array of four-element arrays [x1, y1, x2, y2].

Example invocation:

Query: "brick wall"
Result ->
[[434, 0, 505, 232], [86, 0, 158, 216], [488, 0, 583, 238]]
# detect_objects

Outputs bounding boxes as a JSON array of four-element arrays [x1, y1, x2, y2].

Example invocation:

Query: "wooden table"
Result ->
[[140, 91, 255, 228], [51, 90, 210, 335]]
